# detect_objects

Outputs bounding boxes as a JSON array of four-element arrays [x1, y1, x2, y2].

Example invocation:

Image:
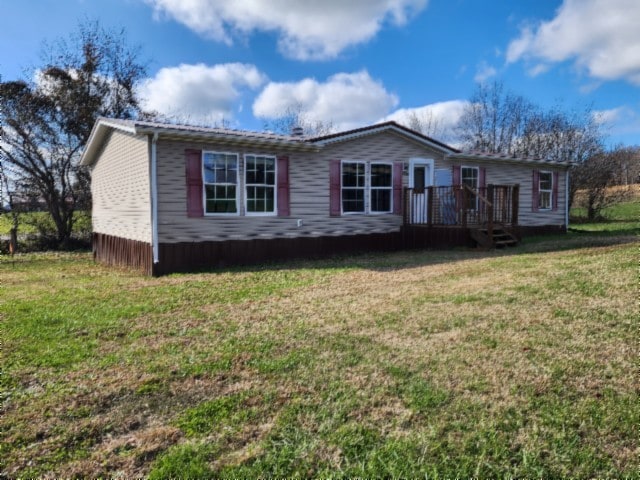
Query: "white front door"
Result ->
[[408, 159, 433, 223]]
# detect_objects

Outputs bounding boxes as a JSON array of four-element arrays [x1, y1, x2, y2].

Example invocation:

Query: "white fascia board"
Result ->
[[134, 126, 319, 152], [80, 119, 138, 166]]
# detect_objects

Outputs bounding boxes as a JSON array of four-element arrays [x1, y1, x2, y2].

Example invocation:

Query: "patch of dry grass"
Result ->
[[1, 234, 638, 477]]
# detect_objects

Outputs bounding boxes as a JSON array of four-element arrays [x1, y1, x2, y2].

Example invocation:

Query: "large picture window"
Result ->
[[203, 152, 238, 214], [342, 162, 366, 213], [245, 155, 276, 214], [538, 171, 552, 210], [370, 163, 392, 213]]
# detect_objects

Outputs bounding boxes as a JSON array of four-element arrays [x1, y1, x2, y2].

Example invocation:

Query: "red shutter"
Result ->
[[329, 159, 341, 216], [452, 165, 461, 185], [392, 161, 403, 215], [479, 167, 486, 189], [532, 170, 540, 212], [277, 156, 290, 216], [185, 149, 204, 217]]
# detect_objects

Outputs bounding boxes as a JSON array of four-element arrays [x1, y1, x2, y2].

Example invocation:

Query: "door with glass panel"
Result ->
[[408, 159, 433, 223]]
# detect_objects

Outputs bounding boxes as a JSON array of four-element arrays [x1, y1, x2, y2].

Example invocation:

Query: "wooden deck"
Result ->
[[403, 184, 520, 249]]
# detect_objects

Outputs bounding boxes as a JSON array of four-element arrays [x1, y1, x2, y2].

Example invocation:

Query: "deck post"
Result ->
[[487, 184, 494, 241], [403, 187, 408, 226], [512, 184, 519, 226], [461, 187, 467, 228], [427, 186, 434, 227]]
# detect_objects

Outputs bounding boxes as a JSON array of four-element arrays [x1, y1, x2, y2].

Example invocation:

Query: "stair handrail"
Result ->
[[462, 184, 492, 207]]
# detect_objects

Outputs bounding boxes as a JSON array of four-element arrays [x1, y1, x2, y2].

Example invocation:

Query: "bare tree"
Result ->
[[457, 81, 534, 154], [0, 157, 20, 253], [405, 110, 445, 139], [262, 103, 335, 137], [0, 20, 147, 248], [457, 82, 605, 209], [608, 145, 640, 186], [458, 82, 603, 163], [571, 146, 635, 220]]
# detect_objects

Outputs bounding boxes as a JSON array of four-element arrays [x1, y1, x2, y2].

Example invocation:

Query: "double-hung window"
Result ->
[[538, 171, 552, 210], [341, 161, 366, 213], [245, 154, 276, 214], [203, 152, 238, 214], [461, 166, 479, 210], [340, 161, 394, 214], [370, 163, 392, 213]]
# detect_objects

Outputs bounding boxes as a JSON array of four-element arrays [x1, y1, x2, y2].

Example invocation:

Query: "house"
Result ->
[[80, 118, 570, 275]]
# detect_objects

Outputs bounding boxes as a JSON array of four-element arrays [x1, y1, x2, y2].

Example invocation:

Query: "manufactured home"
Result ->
[[80, 119, 570, 275]]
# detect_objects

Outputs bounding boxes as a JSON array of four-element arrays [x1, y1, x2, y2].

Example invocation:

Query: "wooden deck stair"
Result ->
[[470, 225, 519, 250]]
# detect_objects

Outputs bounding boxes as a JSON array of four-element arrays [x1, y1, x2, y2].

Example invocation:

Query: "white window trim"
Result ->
[[461, 165, 479, 189], [538, 170, 553, 211], [202, 150, 240, 216], [408, 158, 434, 189], [244, 153, 278, 217], [341, 160, 367, 215], [369, 161, 393, 214]]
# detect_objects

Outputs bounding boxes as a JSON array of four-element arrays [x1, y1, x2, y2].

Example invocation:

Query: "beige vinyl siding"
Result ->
[[156, 132, 447, 243], [450, 160, 567, 226], [319, 131, 449, 188], [90, 130, 151, 242]]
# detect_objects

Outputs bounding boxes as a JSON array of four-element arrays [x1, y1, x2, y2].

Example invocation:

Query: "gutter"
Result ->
[[150, 132, 159, 265], [448, 152, 572, 168]]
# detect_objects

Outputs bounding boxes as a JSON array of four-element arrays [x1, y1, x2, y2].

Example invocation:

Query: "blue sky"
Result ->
[[2, 0, 640, 146]]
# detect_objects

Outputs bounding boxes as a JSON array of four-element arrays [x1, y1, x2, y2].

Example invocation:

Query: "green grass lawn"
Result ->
[[0, 211, 92, 236], [1, 204, 638, 477], [570, 198, 640, 235]]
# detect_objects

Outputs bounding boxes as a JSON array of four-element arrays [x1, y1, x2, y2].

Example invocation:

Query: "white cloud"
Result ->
[[138, 63, 266, 124], [384, 100, 468, 143], [253, 71, 399, 130], [527, 63, 550, 77], [474, 62, 497, 83], [145, 0, 428, 60], [593, 105, 640, 134], [506, 0, 640, 85], [593, 106, 629, 125]]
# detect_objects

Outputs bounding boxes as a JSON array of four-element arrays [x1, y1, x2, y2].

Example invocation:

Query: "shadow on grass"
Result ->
[[1, 225, 637, 277], [166, 227, 639, 276]]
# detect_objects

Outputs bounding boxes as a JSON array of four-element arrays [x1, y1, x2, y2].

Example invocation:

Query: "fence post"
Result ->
[[9, 227, 17, 255]]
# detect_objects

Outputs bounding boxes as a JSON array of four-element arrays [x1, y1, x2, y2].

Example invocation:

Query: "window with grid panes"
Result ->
[[370, 163, 392, 213], [341, 162, 366, 213], [203, 152, 238, 214], [538, 171, 552, 210], [245, 155, 276, 214], [461, 166, 478, 210]]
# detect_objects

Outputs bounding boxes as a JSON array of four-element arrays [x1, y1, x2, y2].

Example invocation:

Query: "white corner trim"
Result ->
[[150, 132, 159, 264]]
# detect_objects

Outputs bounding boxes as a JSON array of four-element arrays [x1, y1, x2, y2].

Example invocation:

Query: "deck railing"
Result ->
[[403, 184, 519, 230]]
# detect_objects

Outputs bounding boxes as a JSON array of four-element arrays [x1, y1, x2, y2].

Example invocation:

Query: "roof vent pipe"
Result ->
[[291, 126, 304, 137]]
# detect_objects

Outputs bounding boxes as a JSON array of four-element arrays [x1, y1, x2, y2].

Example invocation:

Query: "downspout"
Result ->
[[565, 168, 570, 232], [151, 132, 159, 266]]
